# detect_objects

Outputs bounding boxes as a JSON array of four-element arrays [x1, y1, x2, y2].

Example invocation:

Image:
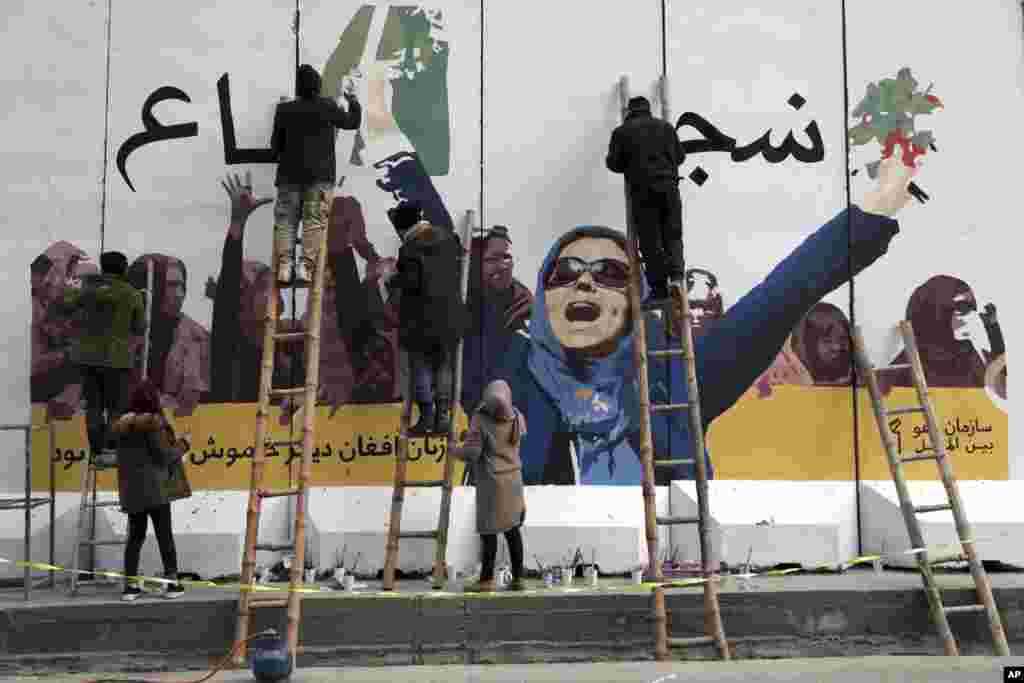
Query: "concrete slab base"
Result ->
[[860, 480, 1024, 568], [670, 482, 859, 568]]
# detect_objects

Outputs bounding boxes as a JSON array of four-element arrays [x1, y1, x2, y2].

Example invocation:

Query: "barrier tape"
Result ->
[[0, 538, 985, 599]]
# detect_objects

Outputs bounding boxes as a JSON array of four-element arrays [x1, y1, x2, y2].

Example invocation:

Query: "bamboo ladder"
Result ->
[[69, 259, 154, 595], [232, 198, 332, 667], [617, 75, 729, 661], [853, 320, 1010, 656], [381, 209, 474, 591]]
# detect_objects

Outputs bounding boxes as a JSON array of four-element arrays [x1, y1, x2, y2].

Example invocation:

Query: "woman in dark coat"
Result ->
[[451, 380, 527, 593], [112, 380, 189, 601]]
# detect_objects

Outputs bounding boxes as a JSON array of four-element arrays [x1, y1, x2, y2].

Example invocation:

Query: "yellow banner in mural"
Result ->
[[709, 385, 1007, 480], [32, 403, 467, 491], [31, 385, 1006, 491]]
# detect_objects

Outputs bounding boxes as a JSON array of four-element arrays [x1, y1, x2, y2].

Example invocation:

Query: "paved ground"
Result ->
[[11, 657, 1024, 683]]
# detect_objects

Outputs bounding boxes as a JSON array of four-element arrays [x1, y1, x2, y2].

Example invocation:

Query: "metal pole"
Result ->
[[48, 418, 56, 588], [23, 426, 31, 601], [142, 258, 154, 380]]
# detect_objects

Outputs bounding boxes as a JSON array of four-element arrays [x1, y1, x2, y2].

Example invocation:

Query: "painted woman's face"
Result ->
[[951, 291, 986, 349], [544, 237, 630, 355]]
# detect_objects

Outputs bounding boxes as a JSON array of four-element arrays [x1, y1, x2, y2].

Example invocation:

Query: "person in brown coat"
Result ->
[[112, 380, 189, 601], [451, 380, 526, 592]]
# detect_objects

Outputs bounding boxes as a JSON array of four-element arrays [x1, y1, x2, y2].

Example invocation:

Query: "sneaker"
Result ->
[[164, 582, 185, 599], [121, 586, 143, 602]]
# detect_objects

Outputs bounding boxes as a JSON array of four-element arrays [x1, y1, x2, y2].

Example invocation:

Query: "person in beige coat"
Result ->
[[451, 380, 526, 592]]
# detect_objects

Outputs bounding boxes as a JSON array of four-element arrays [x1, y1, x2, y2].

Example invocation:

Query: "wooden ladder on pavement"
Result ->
[[232, 202, 331, 667], [853, 320, 1010, 656], [382, 209, 474, 591], [617, 74, 730, 661]]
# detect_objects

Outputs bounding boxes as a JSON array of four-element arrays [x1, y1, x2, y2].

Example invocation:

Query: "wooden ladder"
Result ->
[[617, 74, 730, 662], [232, 205, 331, 667], [382, 209, 474, 591], [853, 320, 1010, 656]]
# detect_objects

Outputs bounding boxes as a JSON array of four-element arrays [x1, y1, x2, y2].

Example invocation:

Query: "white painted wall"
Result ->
[[1, 2, 1020, 498]]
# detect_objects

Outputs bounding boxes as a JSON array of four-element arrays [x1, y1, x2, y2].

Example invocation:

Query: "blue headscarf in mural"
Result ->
[[524, 225, 649, 483]]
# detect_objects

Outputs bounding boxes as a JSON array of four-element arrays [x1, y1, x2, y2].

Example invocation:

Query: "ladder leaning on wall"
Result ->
[[381, 209, 474, 591], [853, 320, 1010, 656], [616, 74, 730, 662], [69, 259, 154, 596], [232, 195, 332, 667]]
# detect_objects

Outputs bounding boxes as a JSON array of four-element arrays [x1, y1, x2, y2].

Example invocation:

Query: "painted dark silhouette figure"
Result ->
[[126, 254, 209, 417], [887, 275, 1005, 389]]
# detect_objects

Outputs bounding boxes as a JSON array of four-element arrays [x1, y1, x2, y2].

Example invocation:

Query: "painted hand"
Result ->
[[221, 170, 272, 225], [858, 155, 918, 217]]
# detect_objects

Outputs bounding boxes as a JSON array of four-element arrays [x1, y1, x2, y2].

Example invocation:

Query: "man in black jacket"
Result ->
[[606, 95, 685, 301], [385, 201, 468, 435], [270, 64, 362, 284]]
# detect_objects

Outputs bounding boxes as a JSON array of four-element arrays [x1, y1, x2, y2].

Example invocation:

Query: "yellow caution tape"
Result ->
[[0, 537, 986, 599]]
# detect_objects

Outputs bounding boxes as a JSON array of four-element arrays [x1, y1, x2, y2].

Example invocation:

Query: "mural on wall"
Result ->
[[26, 5, 1010, 492]]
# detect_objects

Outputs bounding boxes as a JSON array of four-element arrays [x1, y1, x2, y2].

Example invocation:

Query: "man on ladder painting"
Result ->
[[270, 64, 361, 284], [606, 95, 685, 301]]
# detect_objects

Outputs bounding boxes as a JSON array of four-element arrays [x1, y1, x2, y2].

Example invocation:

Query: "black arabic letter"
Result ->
[[116, 86, 199, 192], [217, 73, 276, 165], [675, 112, 737, 159]]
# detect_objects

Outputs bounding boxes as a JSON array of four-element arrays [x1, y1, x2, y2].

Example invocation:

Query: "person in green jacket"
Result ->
[[59, 251, 146, 456]]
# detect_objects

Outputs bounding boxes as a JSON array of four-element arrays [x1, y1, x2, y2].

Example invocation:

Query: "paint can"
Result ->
[[446, 564, 458, 592], [872, 557, 884, 575], [543, 570, 554, 588], [333, 567, 346, 586], [631, 568, 644, 585], [343, 574, 355, 591], [250, 633, 291, 682], [561, 567, 573, 587], [304, 568, 316, 584], [585, 565, 598, 587]]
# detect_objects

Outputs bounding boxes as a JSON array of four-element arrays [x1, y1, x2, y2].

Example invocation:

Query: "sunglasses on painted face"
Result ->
[[545, 257, 630, 290]]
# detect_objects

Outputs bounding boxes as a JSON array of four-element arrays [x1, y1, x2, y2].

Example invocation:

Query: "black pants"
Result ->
[[630, 184, 684, 289], [80, 365, 130, 455], [124, 504, 178, 582], [480, 526, 524, 581]]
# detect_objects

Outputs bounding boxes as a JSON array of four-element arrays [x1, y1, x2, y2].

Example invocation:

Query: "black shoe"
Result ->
[[434, 402, 451, 435], [409, 403, 435, 436], [121, 585, 143, 602], [164, 583, 185, 599]]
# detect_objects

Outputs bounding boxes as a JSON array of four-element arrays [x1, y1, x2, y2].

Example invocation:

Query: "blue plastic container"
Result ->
[[250, 634, 292, 682]]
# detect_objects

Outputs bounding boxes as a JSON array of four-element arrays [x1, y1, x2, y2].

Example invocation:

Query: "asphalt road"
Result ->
[[13, 656, 1024, 683]]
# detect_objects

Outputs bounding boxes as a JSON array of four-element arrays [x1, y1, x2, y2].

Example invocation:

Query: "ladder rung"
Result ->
[[652, 402, 689, 414], [668, 636, 716, 648], [248, 598, 290, 609], [86, 501, 121, 508], [259, 489, 302, 499], [398, 530, 438, 540], [270, 387, 306, 397], [79, 539, 125, 546], [649, 349, 688, 360], [255, 543, 294, 552], [401, 480, 446, 488], [655, 459, 695, 467], [273, 332, 306, 342], [886, 406, 924, 416], [656, 515, 701, 526], [878, 363, 912, 371], [900, 452, 939, 463], [943, 604, 986, 614], [641, 300, 670, 312], [914, 504, 952, 514], [276, 280, 310, 290]]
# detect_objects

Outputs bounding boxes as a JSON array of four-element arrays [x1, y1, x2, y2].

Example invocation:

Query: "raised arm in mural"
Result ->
[[126, 255, 210, 417], [206, 172, 299, 404], [493, 156, 919, 485]]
